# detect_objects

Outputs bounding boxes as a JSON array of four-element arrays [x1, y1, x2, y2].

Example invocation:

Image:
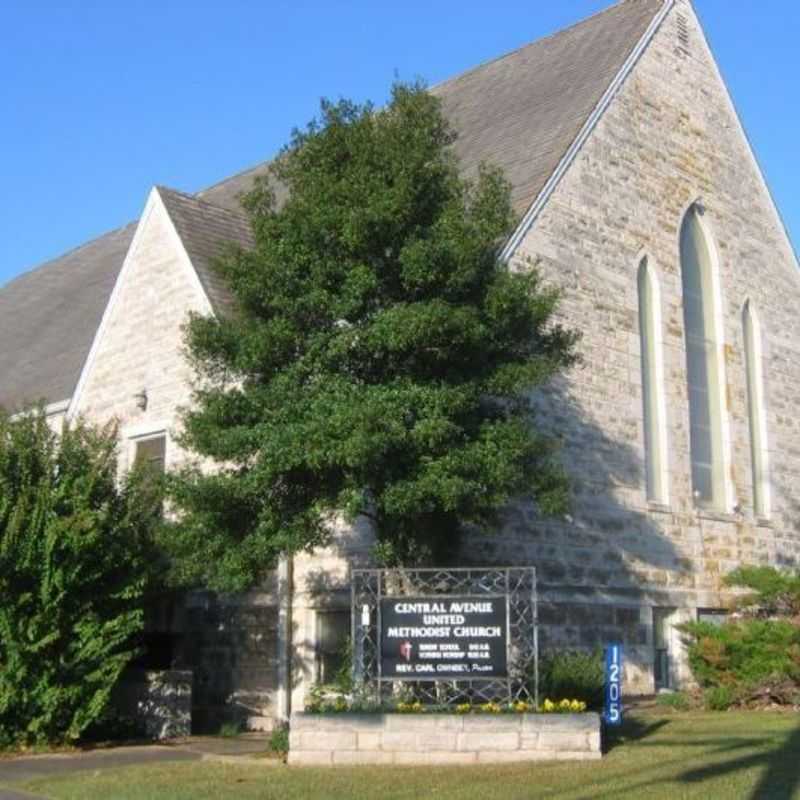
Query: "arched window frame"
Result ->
[[678, 200, 733, 513], [742, 299, 770, 520], [637, 255, 669, 505]]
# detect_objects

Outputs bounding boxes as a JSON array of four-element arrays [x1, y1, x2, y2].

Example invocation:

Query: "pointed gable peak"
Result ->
[[155, 185, 254, 316]]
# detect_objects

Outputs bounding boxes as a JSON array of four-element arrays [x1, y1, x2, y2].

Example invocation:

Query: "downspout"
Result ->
[[276, 553, 294, 723]]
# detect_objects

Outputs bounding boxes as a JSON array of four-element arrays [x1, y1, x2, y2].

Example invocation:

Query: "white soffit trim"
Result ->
[[500, 0, 676, 263], [10, 398, 70, 422], [66, 189, 160, 420], [44, 399, 70, 417]]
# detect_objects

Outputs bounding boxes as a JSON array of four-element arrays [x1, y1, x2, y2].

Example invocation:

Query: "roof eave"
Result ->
[[499, 0, 675, 263]]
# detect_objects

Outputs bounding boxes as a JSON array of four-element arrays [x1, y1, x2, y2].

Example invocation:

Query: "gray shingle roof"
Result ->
[[0, 0, 663, 411], [0, 224, 135, 410], [433, 0, 663, 215], [156, 187, 255, 316]]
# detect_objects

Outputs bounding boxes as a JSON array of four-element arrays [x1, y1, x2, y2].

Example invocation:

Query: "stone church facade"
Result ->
[[2, 0, 798, 729]]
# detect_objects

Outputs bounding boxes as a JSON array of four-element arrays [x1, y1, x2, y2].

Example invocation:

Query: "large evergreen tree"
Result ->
[[167, 83, 578, 592]]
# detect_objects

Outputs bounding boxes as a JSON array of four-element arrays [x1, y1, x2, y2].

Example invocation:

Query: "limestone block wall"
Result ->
[[74, 192, 209, 451], [181, 590, 281, 733], [455, 0, 800, 690], [288, 712, 601, 765]]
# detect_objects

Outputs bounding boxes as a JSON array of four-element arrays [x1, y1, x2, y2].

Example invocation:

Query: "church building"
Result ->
[[2, 0, 798, 730]]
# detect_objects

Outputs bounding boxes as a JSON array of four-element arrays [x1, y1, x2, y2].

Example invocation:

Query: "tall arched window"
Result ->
[[638, 257, 668, 504], [680, 204, 726, 509], [743, 301, 770, 518]]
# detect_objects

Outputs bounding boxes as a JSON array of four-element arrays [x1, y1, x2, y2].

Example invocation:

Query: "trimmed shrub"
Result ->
[[537, 649, 604, 710], [681, 618, 800, 709], [723, 566, 800, 619]]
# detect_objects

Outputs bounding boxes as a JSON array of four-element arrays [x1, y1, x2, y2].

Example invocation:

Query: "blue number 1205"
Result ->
[[604, 644, 623, 726]]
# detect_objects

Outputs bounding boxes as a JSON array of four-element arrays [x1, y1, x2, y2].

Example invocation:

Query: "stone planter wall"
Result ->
[[288, 711, 601, 765]]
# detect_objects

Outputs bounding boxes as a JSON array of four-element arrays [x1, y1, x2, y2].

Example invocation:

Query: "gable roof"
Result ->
[[0, 0, 665, 411], [157, 187, 255, 316]]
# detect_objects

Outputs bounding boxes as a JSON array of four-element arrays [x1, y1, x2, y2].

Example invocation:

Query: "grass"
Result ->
[[217, 721, 243, 738], [11, 710, 800, 799]]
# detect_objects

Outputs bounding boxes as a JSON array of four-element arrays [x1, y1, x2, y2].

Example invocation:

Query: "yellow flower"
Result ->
[[543, 698, 556, 712], [455, 703, 471, 714]]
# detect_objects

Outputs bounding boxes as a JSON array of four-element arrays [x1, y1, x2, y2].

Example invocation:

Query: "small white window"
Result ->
[[638, 257, 668, 504], [743, 301, 770, 518], [134, 434, 167, 473]]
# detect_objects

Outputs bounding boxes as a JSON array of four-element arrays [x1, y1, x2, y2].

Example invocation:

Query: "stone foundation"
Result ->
[[288, 712, 601, 765], [113, 669, 192, 739]]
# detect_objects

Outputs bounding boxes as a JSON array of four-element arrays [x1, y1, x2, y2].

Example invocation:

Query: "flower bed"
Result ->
[[305, 689, 587, 716]]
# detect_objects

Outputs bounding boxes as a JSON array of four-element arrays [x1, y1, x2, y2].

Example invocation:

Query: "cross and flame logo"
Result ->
[[399, 640, 413, 662]]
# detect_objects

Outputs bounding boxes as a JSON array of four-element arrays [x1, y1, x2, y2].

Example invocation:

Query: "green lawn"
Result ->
[[14, 710, 800, 800]]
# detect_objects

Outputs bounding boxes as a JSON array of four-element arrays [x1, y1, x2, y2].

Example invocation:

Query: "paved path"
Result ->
[[0, 788, 45, 800], [0, 745, 201, 785], [0, 736, 271, 798], [0, 746, 200, 799]]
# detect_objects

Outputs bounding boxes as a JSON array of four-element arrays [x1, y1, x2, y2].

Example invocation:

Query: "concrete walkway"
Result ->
[[0, 735, 274, 799]]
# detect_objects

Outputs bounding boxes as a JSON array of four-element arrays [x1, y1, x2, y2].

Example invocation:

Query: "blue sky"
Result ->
[[1, 1, 798, 286]]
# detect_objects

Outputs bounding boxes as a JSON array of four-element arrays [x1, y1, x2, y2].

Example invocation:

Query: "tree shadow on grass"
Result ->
[[540, 731, 775, 800], [603, 715, 671, 753], [679, 719, 800, 800]]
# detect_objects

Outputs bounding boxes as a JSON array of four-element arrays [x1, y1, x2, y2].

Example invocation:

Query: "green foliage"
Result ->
[[655, 691, 695, 711], [537, 649, 605, 710], [704, 685, 736, 712], [331, 637, 354, 694], [723, 565, 800, 619], [165, 82, 579, 591], [217, 721, 243, 738], [0, 411, 161, 745], [681, 618, 800, 708], [268, 723, 289, 755]]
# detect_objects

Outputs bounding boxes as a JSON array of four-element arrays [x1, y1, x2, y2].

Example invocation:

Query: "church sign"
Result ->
[[380, 596, 508, 680]]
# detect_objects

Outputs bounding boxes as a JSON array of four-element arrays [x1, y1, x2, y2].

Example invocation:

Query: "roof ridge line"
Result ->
[[431, 0, 642, 94], [0, 220, 137, 291], [195, 160, 271, 201], [156, 184, 251, 220], [198, 3, 644, 206]]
